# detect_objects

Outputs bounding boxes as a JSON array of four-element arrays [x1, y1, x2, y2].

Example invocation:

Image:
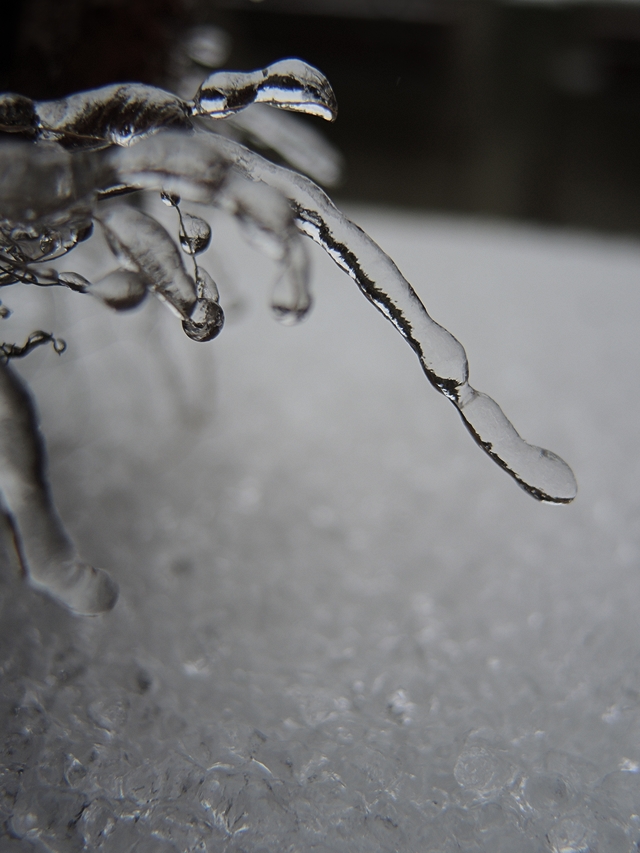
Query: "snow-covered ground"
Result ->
[[2, 205, 640, 852]]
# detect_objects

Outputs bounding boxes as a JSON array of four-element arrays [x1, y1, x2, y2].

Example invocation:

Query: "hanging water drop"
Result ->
[[179, 213, 212, 256], [182, 267, 224, 342]]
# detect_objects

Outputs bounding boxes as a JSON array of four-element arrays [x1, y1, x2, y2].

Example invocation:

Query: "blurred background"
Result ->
[[4, 0, 640, 234]]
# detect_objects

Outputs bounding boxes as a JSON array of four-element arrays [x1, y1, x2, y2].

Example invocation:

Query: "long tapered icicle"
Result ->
[[113, 131, 576, 503], [97, 205, 198, 319], [0, 362, 118, 613]]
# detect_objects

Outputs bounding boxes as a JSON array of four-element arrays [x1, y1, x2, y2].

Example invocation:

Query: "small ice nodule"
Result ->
[[0, 56, 575, 612]]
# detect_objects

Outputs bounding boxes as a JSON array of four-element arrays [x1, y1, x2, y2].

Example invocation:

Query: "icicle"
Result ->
[[97, 205, 197, 321], [112, 133, 230, 204], [227, 104, 344, 187], [0, 362, 118, 614], [193, 59, 338, 121], [221, 175, 294, 260], [0, 141, 100, 223], [113, 131, 576, 503]]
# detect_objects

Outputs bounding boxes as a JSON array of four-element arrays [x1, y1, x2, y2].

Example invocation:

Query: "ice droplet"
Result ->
[[194, 59, 338, 121], [0, 92, 38, 136], [178, 212, 212, 256], [182, 267, 224, 342], [89, 269, 148, 311], [0, 363, 118, 614], [121, 132, 575, 502]]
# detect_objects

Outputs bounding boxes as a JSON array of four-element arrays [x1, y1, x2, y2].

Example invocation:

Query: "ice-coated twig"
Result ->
[[0, 362, 118, 614], [113, 130, 576, 503], [0, 59, 336, 152], [0, 330, 66, 361], [0, 50, 576, 627]]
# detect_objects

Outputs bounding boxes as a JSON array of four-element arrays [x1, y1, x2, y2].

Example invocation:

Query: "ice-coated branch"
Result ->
[[0, 59, 336, 152], [113, 130, 576, 503], [96, 205, 223, 342], [0, 362, 118, 614]]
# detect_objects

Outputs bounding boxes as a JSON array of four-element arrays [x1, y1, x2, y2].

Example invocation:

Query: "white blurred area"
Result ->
[[2, 204, 640, 851]]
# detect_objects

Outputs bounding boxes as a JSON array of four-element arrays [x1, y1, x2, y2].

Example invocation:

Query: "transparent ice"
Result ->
[[0, 51, 609, 852], [0, 58, 576, 613]]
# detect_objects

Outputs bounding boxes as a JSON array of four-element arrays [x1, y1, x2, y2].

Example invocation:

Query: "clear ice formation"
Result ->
[[0, 361, 118, 615], [0, 57, 575, 610]]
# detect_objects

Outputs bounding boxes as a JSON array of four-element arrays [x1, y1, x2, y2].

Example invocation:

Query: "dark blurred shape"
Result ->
[[205, 1, 640, 235], [5, 0, 640, 234], [212, 0, 450, 22], [9, 0, 188, 99]]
